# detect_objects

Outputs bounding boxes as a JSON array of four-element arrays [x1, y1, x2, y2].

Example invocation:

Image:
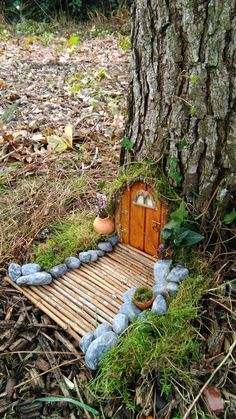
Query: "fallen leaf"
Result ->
[[203, 386, 224, 414], [46, 135, 68, 153], [64, 124, 73, 148]]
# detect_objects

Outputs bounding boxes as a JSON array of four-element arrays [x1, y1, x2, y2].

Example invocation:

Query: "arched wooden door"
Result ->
[[115, 182, 168, 256]]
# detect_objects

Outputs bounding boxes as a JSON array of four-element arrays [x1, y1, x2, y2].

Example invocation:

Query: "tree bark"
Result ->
[[122, 0, 236, 210]]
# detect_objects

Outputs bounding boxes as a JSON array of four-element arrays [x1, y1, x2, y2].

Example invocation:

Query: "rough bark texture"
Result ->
[[123, 0, 236, 210]]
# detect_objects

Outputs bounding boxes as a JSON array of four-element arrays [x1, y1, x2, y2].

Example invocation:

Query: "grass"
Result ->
[[88, 272, 210, 409], [32, 212, 100, 270]]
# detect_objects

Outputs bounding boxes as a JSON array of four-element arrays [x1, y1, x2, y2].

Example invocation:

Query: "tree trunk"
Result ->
[[122, 0, 236, 210]]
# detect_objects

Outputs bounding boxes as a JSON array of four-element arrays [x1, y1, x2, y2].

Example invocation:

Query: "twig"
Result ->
[[1, 350, 81, 356], [82, 146, 98, 173], [183, 336, 236, 419], [13, 357, 79, 390]]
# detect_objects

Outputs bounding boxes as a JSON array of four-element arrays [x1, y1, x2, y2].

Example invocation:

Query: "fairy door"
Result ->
[[115, 182, 168, 256]]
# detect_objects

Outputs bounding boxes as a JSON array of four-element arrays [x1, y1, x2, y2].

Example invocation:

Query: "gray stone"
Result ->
[[123, 287, 137, 303], [95, 250, 105, 257], [152, 295, 167, 314], [79, 252, 92, 263], [166, 266, 189, 282], [16, 272, 52, 286], [87, 250, 98, 262], [112, 313, 129, 334], [166, 281, 179, 297], [22, 263, 41, 276], [85, 331, 118, 370], [49, 264, 67, 279], [64, 256, 81, 270], [79, 333, 95, 354], [94, 323, 112, 338], [154, 260, 172, 283], [153, 281, 167, 296], [98, 241, 113, 252], [107, 235, 119, 246], [8, 263, 22, 281], [120, 302, 141, 320]]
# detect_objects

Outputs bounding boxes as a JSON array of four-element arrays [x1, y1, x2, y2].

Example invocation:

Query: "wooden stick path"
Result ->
[[6, 244, 155, 341]]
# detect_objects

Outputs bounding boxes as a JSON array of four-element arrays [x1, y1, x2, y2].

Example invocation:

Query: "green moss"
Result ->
[[88, 272, 210, 408], [32, 212, 100, 270]]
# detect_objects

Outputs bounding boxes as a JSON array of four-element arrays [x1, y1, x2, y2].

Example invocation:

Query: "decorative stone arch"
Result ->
[[115, 180, 168, 256]]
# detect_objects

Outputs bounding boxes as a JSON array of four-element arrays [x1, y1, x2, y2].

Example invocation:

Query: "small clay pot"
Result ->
[[133, 296, 155, 310], [93, 215, 114, 235], [132, 287, 155, 310]]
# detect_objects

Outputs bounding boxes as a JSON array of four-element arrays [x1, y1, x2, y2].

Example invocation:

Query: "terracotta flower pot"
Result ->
[[93, 215, 115, 235], [132, 287, 155, 310], [133, 296, 155, 310]]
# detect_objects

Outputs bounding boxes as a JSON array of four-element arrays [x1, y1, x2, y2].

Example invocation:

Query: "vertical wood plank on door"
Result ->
[[129, 183, 146, 250], [144, 187, 161, 256], [120, 188, 130, 244]]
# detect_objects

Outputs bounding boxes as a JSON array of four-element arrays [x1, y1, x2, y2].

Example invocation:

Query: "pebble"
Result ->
[[21, 263, 41, 276], [94, 323, 113, 338], [107, 235, 119, 246], [64, 256, 81, 270], [8, 263, 22, 281], [154, 259, 172, 283], [95, 250, 105, 257], [153, 281, 167, 296], [87, 250, 98, 262], [79, 333, 95, 354], [16, 272, 52, 286], [123, 287, 137, 303], [152, 295, 167, 314], [85, 331, 118, 370], [98, 241, 113, 252], [112, 313, 129, 334], [166, 281, 179, 297], [79, 251, 92, 263], [120, 302, 141, 320], [166, 266, 189, 282], [49, 264, 67, 279]]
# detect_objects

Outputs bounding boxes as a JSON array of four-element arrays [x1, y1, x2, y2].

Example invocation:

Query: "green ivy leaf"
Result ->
[[223, 209, 236, 224], [161, 228, 172, 240], [173, 228, 204, 246], [170, 202, 188, 223]]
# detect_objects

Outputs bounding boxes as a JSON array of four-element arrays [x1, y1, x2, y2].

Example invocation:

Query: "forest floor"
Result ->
[[0, 20, 235, 419]]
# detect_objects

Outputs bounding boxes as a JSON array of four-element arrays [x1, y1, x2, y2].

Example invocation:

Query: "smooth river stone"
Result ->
[[123, 287, 137, 303], [107, 235, 119, 246], [85, 331, 118, 370], [79, 252, 92, 263], [112, 313, 129, 334], [87, 250, 98, 262], [120, 302, 141, 320], [166, 281, 179, 297], [97, 241, 113, 252], [94, 323, 113, 339], [8, 263, 22, 281], [153, 281, 167, 296], [21, 263, 41, 276], [153, 259, 172, 283], [79, 333, 95, 354], [64, 256, 81, 269], [16, 272, 52, 286], [166, 266, 189, 282], [49, 264, 67, 279], [152, 295, 167, 315]]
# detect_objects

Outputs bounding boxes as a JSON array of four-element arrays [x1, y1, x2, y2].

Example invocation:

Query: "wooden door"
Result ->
[[115, 182, 168, 256]]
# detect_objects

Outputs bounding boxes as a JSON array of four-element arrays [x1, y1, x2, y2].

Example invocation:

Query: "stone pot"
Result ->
[[93, 215, 114, 235]]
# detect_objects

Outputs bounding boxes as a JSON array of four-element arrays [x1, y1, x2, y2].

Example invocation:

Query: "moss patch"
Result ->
[[32, 212, 100, 270], [88, 271, 210, 408]]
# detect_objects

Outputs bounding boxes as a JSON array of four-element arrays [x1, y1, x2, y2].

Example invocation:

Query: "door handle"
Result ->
[[152, 220, 160, 231]]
